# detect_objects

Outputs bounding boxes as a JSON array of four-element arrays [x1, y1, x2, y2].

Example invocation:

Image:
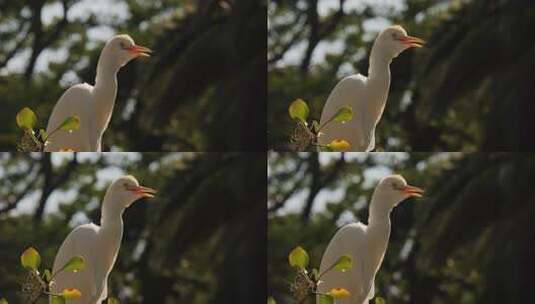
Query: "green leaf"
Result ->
[[107, 297, 120, 304], [267, 297, 276, 304], [39, 129, 48, 142], [61, 256, 85, 272], [310, 268, 319, 281], [311, 120, 320, 133], [16, 107, 37, 131], [318, 294, 334, 304], [288, 99, 309, 124], [332, 106, 352, 123], [43, 269, 52, 283], [332, 254, 353, 272], [20, 247, 41, 270], [59, 116, 80, 132], [375, 296, 386, 304], [288, 246, 309, 270], [50, 295, 66, 304], [0, 298, 8, 304]]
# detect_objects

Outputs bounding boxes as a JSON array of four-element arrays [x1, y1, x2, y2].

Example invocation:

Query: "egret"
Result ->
[[50, 175, 156, 304], [318, 26, 425, 151], [317, 175, 423, 304], [45, 35, 152, 152]]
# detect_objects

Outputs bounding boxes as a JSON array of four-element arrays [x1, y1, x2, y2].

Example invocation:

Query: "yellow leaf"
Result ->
[[61, 288, 82, 299], [328, 287, 351, 299], [327, 139, 351, 151]]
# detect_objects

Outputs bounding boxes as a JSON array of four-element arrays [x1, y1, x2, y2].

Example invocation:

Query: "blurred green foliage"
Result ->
[[268, 152, 535, 303], [0, 152, 265, 303], [287, 98, 352, 151], [15, 107, 80, 152], [19, 247, 85, 303], [268, 0, 535, 151], [286, 245, 353, 303], [0, 0, 266, 151]]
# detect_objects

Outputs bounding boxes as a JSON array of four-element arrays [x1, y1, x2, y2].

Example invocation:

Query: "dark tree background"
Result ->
[[0, 0, 267, 151], [268, 152, 534, 303], [268, 0, 535, 151], [0, 152, 266, 303]]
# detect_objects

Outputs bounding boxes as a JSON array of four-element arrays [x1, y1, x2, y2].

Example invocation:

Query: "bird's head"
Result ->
[[107, 175, 157, 208], [373, 174, 424, 209], [375, 25, 425, 59], [102, 34, 152, 68]]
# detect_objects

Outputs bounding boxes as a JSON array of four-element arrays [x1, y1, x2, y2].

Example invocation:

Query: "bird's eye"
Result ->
[[119, 42, 126, 49]]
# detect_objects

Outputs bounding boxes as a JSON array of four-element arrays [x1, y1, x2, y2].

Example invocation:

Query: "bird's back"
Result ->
[[45, 83, 94, 151], [318, 75, 378, 152], [317, 222, 375, 304], [51, 223, 102, 304]]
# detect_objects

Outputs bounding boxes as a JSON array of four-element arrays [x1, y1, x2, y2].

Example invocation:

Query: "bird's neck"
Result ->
[[366, 193, 392, 275], [368, 44, 392, 84], [100, 192, 125, 241], [99, 196, 124, 276], [366, 45, 392, 124], [101, 206, 124, 230], [93, 55, 119, 139], [367, 195, 392, 241]]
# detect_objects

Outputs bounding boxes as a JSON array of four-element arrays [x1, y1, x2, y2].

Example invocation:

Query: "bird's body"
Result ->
[[46, 83, 106, 151], [317, 175, 424, 304], [45, 35, 151, 152], [52, 223, 119, 304], [318, 26, 424, 151], [50, 176, 156, 304], [319, 72, 389, 152]]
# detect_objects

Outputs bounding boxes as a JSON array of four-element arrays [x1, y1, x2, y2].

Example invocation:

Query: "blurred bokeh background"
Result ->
[[0, 0, 266, 151], [268, 0, 535, 151], [0, 152, 265, 303], [268, 152, 534, 303]]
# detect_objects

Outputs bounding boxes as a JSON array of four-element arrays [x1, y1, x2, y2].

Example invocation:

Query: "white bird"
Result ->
[[45, 35, 152, 152], [317, 175, 423, 304], [50, 175, 156, 304], [318, 26, 425, 151]]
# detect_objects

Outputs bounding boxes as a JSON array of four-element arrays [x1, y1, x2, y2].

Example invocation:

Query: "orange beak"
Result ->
[[402, 185, 424, 198], [125, 44, 152, 57], [129, 185, 157, 198], [397, 35, 426, 48]]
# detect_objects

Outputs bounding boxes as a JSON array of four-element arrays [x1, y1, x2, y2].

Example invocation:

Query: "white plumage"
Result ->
[[45, 35, 151, 152], [51, 175, 156, 304], [318, 26, 424, 151], [317, 175, 423, 304]]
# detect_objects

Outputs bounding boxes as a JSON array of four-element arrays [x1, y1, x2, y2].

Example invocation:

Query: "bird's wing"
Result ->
[[51, 223, 100, 303], [98, 280, 108, 303], [317, 222, 371, 304], [366, 130, 375, 152], [45, 83, 94, 152], [318, 75, 372, 151]]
